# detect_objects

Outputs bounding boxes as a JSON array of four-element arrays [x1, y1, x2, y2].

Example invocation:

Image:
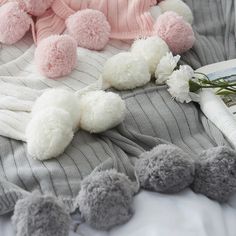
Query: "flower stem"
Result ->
[[214, 74, 236, 81], [194, 72, 210, 80], [193, 74, 236, 92]]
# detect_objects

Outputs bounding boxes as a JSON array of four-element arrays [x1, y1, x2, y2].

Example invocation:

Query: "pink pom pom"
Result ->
[[0, 2, 31, 44], [154, 11, 195, 54], [35, 35, 77, 78], [66, 9, 111, 50], [17, 0, 54, 16]]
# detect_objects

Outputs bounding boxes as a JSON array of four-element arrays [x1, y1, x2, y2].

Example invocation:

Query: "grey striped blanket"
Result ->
[[0, 0, 235, 216], [0, 84, 229, 215]]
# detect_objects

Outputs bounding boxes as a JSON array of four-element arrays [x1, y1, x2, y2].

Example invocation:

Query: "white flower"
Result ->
[[166, 65, 194, 103], [155, 52, 180, 84]]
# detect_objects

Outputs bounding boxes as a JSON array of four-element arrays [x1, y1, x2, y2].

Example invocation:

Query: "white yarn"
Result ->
[[102, 52, 151, 90], [0, 34, 131, 142], [32, 89, 81, 131], [131, 36, 170, 75], [158, 0, 194, 24], [26, 108, 74, 160], [79, 90, 126, 133]]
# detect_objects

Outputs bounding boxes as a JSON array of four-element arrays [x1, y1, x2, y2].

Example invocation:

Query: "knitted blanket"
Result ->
[[0, 33, 130, 140], [181, 0, 236, 68], [0, 0, 235, 219], [0, 83, 230, 215]]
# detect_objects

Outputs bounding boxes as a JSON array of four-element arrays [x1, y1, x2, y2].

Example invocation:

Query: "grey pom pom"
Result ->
[[77, 169, 134, 230], [12, 193, 70, 236], [135, 144, 195, 193], [192, 146, 236, 202]]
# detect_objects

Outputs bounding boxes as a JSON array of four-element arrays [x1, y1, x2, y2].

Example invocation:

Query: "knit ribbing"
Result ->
[[51, 0, 75, 20], [35, 0, 157, 42], [36, 9, 66, 43], [0, 0, 235, 220]]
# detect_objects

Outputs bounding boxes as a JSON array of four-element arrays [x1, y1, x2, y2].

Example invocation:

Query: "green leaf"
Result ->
[[201, 79, 210, 84], [189, 80, 202, 92], [216, 88, 224, 93], [216, 90, 236, 96]]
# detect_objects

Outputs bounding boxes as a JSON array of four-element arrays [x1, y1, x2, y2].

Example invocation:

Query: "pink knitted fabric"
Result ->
[[36, 0, 158, 43], [0, 0, 8, 6]]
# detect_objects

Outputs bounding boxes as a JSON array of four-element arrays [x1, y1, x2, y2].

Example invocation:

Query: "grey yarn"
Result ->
[[192, 146, 236, 202], [77, 169, 134, 230], [135, 144, 195, 193], [12, 193, 71, 236]]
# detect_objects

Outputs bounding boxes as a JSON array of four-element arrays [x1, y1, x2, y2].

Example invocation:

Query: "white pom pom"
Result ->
[[131, 36, 169, 75], [26, 108, 74, 160], [158, 0, 193, 24], [79, 91, 126, 133], [102, 52, 151, 90], [32, 89, 80, 131]]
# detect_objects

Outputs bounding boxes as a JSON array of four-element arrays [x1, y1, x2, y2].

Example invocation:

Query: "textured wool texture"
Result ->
[[35, 35, 77, 78], [0, 85, 231, 216], [17, 0, 54, 16], [192, 146, 236, 202], [32, 89, 81, 131], [0, 0, 236, 220], [66, 9, 111, 50], [0, 2, 31, 44], [36, 0, 158, 42], [102, 52, 151, 90], [131, 36, 170, 74], [79, 91, 126, 133], [12, 193, 70, 236], [135, 144, 195, 193], [26, 108, 74, 160], [154, 11, 195, 54], [158, 0, 194, 24], [0, 38, 130, 141], [77, 169, 134, 230]]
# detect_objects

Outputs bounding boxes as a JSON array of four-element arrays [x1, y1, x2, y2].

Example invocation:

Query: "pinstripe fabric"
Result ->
[[181, 0, 236, 69], [36, 0, 156, 42], [0, 85, 230, 215], [0, 33, 130, 89], [0, 33, 130, 141], [0, 0, 234, 217]]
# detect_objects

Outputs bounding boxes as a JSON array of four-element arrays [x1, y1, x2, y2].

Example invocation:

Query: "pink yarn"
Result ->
[[0, 2, 31, 45], [35, 35, 77, 78], [36, 0, 156, 42], [66, 9, 111, 50], [154, 11, 195, 54], [17, 0, 54, 16]]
